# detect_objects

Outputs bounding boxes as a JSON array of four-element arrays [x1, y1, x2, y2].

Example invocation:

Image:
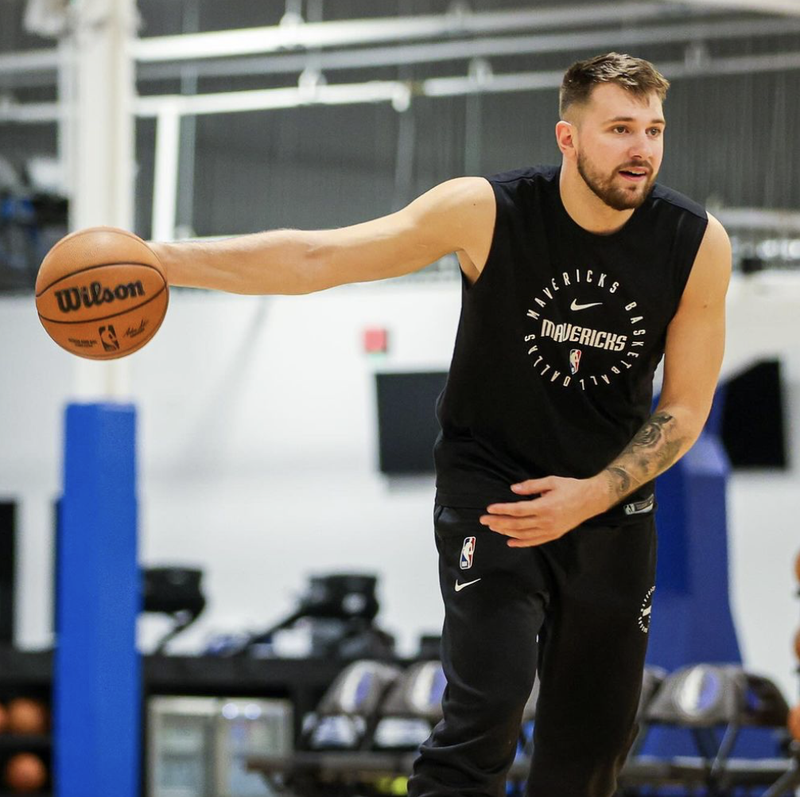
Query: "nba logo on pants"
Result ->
[[460, 537, 476, 569]]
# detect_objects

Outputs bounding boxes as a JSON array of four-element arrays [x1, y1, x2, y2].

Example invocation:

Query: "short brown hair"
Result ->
[[559, 52, 670, 117]]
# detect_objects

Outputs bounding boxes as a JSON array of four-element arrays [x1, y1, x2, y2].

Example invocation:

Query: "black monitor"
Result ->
[[375, 371, 448, 474], [0, 503, 15, 644], [720, 359, 788, 469]]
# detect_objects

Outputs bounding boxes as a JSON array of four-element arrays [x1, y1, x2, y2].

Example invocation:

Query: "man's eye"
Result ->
[[613, 126, 628, 134], [648, 128, 663, 137]]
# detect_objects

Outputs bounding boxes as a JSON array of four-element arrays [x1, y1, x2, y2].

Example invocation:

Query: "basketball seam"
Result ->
[[35, 261, 165, 297], [37, 283, 168, 325]]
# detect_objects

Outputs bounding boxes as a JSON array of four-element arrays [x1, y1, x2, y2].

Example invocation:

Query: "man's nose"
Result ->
[[628, 132, 653, 160]]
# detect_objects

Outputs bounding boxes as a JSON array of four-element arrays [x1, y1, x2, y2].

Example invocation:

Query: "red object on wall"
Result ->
[[364, 327, 389, 354]]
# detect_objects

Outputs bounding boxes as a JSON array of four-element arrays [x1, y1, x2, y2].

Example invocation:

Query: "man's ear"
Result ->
[[555, 120, 577, 160]]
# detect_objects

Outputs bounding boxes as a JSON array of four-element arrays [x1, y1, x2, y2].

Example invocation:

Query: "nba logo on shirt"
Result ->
[[460, 537, 476, 570], [569, 348, 582, 375]]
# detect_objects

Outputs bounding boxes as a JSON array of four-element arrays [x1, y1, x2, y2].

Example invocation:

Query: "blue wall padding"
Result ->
[[55, 402, 140, 797], [648, 430, 741, 670], [643, 385, 749, 759]]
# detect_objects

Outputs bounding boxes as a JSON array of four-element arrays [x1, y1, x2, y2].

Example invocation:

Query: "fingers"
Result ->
[[480, 510, 554, 547], [489, 522, 566, 548], [480, 514, 539, 534], [485, 500, 538, 517], [486, 521, 561, 548], [482, 499, 546, 534]]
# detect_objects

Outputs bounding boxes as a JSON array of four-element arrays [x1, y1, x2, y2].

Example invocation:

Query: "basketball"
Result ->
[[6, 698, 49, 735], [35, 226, 169, 360], [789, 704, 800, 742], [3, 752, 48, 792]]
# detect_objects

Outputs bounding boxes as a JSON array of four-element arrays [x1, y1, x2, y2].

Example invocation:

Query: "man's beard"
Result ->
[[577, 151, 655, 211]]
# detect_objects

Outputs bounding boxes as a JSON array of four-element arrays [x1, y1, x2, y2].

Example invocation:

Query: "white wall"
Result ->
[[722, 274, 800, 704], [2, 273, 799, 698]]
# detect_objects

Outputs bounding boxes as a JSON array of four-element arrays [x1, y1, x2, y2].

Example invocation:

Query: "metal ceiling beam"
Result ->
[[0, 48, 59, 74], [5, 45, 800, 125], [135, 80, 407, 118], [0, 1, 785, 90], [423, 48, 800, 96], [0, 99, 59, 122], [129, 2, 714, 63], [2, 9, 793, 88], [716, 207, 800, 233], [136, 13, 800, 83], [134, 48, 800, 117], [668, 0, 800, 16]]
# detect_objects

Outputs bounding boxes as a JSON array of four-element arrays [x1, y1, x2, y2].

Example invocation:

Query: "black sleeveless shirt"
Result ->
[[434, 165, 708, 524]]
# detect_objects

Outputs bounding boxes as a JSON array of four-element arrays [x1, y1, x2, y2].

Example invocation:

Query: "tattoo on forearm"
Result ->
[[632, 412, 673, 449], [604, 411, 688, 501], [607, 466, 632, 495]]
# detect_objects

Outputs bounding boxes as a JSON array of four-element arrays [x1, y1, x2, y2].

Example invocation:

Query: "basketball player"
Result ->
[[151, 53, 731, 797]]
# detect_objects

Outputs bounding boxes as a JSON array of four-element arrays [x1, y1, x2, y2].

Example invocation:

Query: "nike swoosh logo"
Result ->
[[455, 578, 482, 592], [570, 299, 603, 311]]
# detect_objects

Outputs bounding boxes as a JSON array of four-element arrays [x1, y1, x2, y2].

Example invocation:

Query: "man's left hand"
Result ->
[[480, 475, 610, 548]]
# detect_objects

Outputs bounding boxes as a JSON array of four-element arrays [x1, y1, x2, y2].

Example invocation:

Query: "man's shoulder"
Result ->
[[486, 164, 559, 187], [649, 182, 707, 222]]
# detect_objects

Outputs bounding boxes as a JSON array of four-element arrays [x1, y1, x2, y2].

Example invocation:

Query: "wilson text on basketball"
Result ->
[[54, 280, 145, 314]]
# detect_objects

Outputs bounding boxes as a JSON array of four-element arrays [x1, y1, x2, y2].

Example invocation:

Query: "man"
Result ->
[[152, 52, 731, 797]]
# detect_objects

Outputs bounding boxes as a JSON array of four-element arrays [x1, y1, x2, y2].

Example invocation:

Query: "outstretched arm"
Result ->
[[149, 177, 495, 295], [482, 214, 732, 547]]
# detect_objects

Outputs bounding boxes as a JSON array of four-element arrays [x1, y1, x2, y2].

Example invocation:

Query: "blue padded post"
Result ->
[[647, 389, 741, 670], [55, 402, 140, 797], [643, 388, 750, 758]]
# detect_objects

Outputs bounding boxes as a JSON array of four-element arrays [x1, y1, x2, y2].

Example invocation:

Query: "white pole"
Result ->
[[65, 0, 138, 399], [152, 107, 181, 243]]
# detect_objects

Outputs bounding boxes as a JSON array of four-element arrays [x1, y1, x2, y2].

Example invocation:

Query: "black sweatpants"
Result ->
[[407, 504, 657, 797]]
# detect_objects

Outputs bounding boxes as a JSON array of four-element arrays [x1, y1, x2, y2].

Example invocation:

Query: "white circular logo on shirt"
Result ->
[[522, 267, 648, 391]]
